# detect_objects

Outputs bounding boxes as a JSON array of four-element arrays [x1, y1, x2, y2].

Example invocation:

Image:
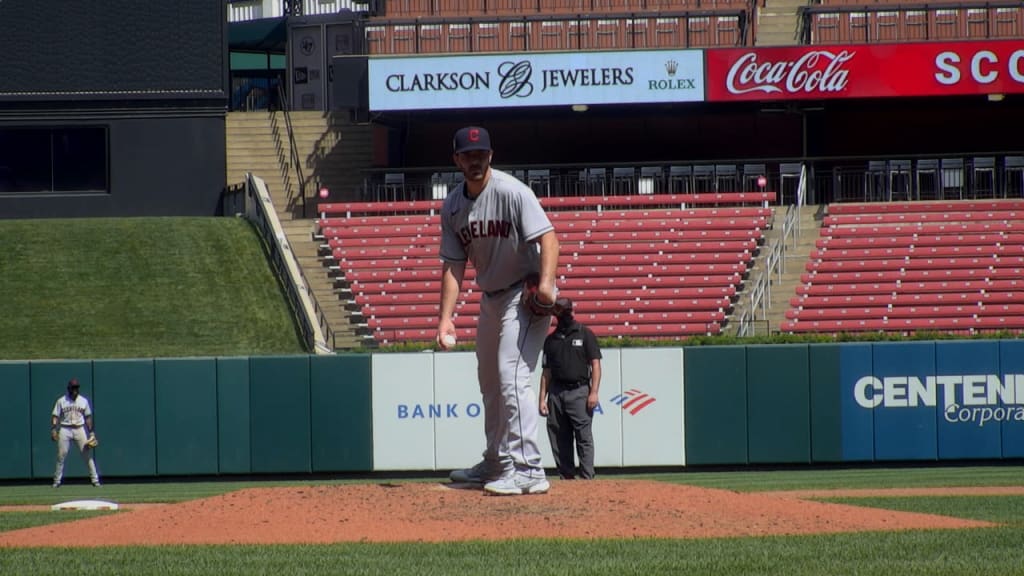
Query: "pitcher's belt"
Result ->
[[483, 278, 525, 298]]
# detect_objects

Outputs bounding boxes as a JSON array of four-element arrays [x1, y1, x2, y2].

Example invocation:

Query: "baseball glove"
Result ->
[[521, 274, 556, 316], [86, 433, 99, 448]]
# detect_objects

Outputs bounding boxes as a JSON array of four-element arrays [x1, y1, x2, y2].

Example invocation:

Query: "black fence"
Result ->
[[358, 153, 1024, 205]]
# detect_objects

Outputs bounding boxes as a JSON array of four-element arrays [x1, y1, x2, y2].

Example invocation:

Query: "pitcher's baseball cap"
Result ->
[[453, 126, 491, 154]]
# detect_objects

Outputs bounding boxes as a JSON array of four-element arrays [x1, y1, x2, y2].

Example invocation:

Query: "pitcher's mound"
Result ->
[[0, 479, 996, 548]]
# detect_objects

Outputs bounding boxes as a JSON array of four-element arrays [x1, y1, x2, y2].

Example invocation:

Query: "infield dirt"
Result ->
[[0, 479, 1008, 547]]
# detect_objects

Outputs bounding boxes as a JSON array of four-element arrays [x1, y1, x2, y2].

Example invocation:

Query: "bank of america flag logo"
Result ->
[[610, 389, 657, 415]]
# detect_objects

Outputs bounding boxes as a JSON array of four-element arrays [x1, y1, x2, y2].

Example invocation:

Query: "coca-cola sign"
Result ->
[[707, 40, 1024, 102], [725, 50, 854, 95]]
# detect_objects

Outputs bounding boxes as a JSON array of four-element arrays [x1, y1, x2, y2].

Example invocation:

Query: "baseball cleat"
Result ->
[[449, 460, 500, 484], [91, 480, 102, 487], [484, 473, 550, 496]]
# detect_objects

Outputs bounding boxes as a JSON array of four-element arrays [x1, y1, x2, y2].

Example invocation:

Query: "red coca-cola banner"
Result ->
[[705, 40, 1024, 101]]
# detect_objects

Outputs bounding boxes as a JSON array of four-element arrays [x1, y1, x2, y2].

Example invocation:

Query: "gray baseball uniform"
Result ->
[[51, 390, 100, 486], [440, 168, 553, 478]]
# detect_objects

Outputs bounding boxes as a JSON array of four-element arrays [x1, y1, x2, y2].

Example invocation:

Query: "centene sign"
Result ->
[[854, 374, 1024, 427], [705, 40, 1024, 101]]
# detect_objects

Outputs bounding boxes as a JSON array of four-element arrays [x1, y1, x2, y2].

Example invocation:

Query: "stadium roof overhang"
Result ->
[[229, 17, 288, 53]]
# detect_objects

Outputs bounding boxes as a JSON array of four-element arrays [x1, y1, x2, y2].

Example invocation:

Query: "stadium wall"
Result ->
[[4, 341, 1023, 482], [0, 0, 228, 218]]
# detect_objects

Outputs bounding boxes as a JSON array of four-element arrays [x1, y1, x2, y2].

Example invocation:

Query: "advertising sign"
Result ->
[[372, 348, 675, 473], [706, 40, 1024, 101], [369, 49, 704, 111], [839, 341, 1024, 462]]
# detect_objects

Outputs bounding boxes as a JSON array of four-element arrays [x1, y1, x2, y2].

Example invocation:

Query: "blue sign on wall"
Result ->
[[839, 344, 874, 461], [840, 340, 1024, 463], [999, 340, 1024, 458], [935, 341, 1003, 459]]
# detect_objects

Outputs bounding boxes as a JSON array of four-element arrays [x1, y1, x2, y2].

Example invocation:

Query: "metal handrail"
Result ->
[[735, 163, 805, 337], [244, 173, 333, 354], [276, 81, 307, 218]]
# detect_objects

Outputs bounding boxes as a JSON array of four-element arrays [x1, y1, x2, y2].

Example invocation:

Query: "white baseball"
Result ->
[[442, 334, 457, 347]]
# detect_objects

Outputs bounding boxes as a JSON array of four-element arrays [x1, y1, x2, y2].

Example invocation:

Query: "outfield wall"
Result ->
[[3, 341, 1023, 481]]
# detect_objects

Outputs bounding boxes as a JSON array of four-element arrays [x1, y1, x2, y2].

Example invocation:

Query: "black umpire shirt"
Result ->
[[542, 321, 602, 387]]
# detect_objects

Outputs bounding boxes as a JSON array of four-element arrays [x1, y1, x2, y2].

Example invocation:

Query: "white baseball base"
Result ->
[[52, 499, 119, 511]]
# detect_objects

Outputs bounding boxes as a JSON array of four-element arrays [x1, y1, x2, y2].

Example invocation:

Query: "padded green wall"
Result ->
[[310, 354, 373, 472], [809, 344, 843, 462], [746, 345, 811, 464], [154, 359, 219, 475], [217, 357, 251, 474], [250, 356, 311, 473], [94, 359, 156, 477], [0, 362, 31, 479], [684, 346, 748, 465]]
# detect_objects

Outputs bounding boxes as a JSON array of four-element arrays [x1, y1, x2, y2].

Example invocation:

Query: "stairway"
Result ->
[[226, 110, 375, 351], [765, 205, 823, 333], [755, 0, 807, 46], [729, 204, 821, 336]]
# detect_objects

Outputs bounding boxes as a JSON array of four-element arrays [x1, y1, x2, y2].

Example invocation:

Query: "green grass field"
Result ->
[[0, 217, 305, 359], [1, 466, 1023, 576]]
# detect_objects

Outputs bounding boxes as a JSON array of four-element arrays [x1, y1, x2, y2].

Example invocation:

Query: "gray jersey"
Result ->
[[440, 168, 553, 292]]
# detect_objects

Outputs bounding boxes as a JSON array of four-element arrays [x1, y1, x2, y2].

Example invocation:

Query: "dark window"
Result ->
[[0, 127, 108, 194]]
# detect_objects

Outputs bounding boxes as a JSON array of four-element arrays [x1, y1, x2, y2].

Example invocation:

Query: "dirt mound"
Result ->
[[0, 480, 996, 548]]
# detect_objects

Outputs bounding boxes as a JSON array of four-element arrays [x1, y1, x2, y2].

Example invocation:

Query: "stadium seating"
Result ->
[[801, 1, 1024, 44], [782, 199, 1024, 335], [316, 192, 774, 345], [364, 0, 755, 54]]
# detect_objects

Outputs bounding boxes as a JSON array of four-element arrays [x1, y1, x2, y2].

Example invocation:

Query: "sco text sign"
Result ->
[[706, 40, 1024, 101]]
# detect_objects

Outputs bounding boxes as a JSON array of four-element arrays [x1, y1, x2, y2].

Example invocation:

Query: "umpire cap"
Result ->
[[555, 297, 573, 317]]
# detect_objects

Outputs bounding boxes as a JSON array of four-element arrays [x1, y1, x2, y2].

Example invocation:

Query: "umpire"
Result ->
[[538, 297, 602, 479]]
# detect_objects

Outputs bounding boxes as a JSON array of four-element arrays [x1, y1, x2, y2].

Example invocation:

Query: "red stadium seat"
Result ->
[[316, 192, 773, 343], [823, 210, 1024, 227], [808, 244, 1024, 260], [796, 278, 1024, 296], [825, 199, 1024, 215], [816, 233, 1024, 249], [805, 256, 1024, 273], [824, 222, 1024, 238], [786, 303, 1024, 321], [589, 323, 722, 337], [801, 267, 1023, 284], [781, 315, 1024, 334], [791, 291, 1023, 309], [784, 199, 1024, 336]]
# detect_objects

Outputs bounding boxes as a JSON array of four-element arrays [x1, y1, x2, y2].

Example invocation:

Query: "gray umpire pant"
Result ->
[[545, 383, 595, 479]]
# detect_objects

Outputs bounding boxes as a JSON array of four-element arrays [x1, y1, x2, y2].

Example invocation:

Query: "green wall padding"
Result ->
[[94, 359, 156, 476], [0, 362, 31, 479], [747, 345, 811, 464], [310, 354, 373, 472], [217, 357, 251, 474], [684, 346, 748, 465], [250, 356, 311, 473], [808, 344, 843, 462], [155, 359, 219, 475], [30, 361, 91, 480]]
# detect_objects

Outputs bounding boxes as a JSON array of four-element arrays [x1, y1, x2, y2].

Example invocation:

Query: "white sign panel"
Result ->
[[592, 348, 623, 468], [371, 353, 436, 470], [618, 348, 685, 466], [433, 351, 488, 471], [369, 49, 705, 111], [372, 347, 677, 472]]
